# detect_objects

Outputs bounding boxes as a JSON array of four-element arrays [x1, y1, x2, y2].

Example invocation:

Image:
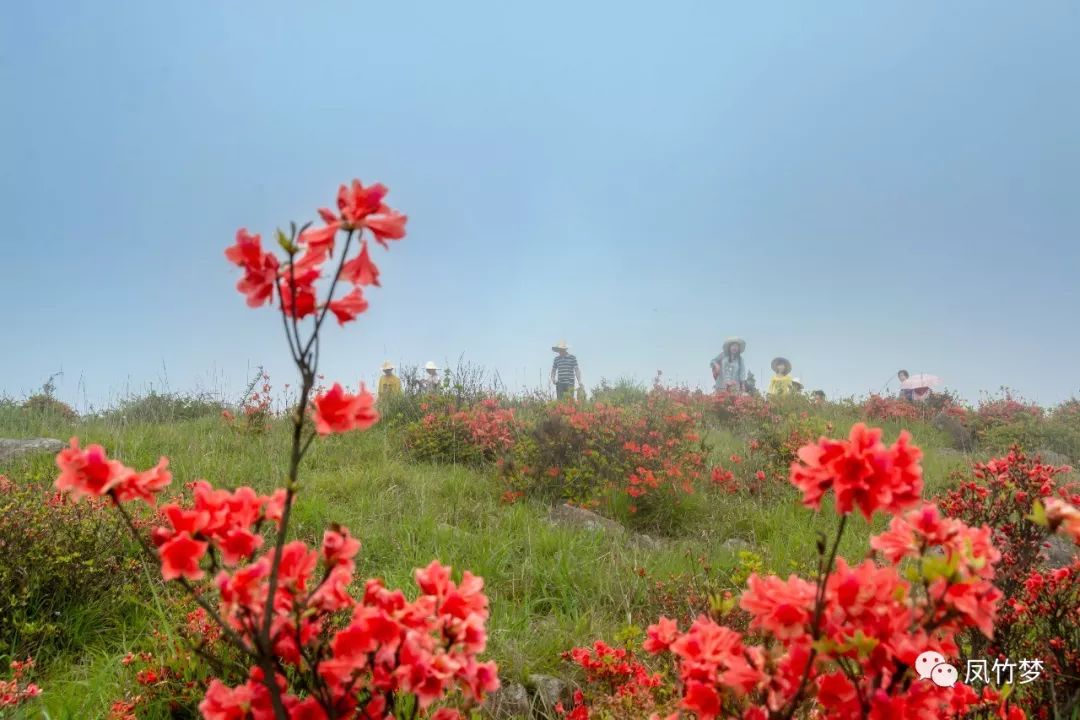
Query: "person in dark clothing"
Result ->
[[550, 340, 582, 401], [897, 369, 916, 402]]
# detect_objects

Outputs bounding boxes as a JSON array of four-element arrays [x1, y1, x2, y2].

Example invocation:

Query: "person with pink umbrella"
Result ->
[[897, 369, 941, 403]]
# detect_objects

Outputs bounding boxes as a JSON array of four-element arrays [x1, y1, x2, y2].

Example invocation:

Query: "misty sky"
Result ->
[[3, 1, 1079, 410]]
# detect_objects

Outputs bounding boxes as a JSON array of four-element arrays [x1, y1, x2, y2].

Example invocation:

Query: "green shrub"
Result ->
[[501, 398, 711, 533], [101, 391, 225, 424], [20, 394, 78, 421], [0, 472, 147, 662], [590, 378, 649, 407]]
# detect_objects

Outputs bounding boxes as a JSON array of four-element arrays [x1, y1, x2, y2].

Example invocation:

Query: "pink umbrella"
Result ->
[[901, 374, 942, 391]]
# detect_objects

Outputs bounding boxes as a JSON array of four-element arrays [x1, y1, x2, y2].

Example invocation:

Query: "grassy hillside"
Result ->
[[0, 386, 1077, 718]]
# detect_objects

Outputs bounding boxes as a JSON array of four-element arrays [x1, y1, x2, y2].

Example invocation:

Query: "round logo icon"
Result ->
[[915, 650, 957, 687]]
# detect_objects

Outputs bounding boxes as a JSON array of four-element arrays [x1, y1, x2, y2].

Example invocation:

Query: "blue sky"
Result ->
[[2, 1, 1078, 410]]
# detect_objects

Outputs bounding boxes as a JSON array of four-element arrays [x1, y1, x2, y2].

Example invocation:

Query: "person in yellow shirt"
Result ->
[[767, 357, 794, 398], [377, 361, 402, 398]]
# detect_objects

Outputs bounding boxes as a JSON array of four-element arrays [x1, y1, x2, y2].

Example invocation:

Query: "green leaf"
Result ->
[[276, 228, 297, 254]]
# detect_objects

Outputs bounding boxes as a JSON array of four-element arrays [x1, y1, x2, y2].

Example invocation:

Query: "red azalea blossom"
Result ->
[[789, 422, 923, 520], [311, 383, 379, 435], [327, 287, 369, 326], [340, 240, 381, 287], [159, 532, 208, 581]]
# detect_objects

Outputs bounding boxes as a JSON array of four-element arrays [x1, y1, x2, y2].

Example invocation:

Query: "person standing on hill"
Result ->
[[421, 361, 441, 392], [550, 340, 582, 401], [897, 369, 915, 402], [711, 337, 747, 394], [767, 357, 794, 398], [377, 361, 401, 399]]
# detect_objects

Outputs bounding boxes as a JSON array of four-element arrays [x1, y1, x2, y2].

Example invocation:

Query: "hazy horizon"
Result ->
[[4, 1, 1079, 409]]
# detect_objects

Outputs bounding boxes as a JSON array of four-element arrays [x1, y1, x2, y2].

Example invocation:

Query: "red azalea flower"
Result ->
[[159, 531, 208, 581], [789, 423, 923, 520], [340, 240, 381, 287], [337, 179, 389, 227], [55, 437, 130, 500], [364, 203, 408, 247], [327, 287, 369, 326]]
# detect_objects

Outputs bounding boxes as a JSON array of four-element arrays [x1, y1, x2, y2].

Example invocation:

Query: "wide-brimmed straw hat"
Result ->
[[424, 361, 439, 371], [551, 340, 570, 352], [381, 361, 395, 371], [771, 357, 791, 373], [723, 337, 746, 354]]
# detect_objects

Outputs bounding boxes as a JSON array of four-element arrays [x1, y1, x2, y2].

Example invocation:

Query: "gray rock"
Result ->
[[547, 504, 623, 534], [481, 681, 531, 719], [547, 504, 662, 551], [528, 674, 571, 718], [1044, 534, 1079, 569], [932, 412, 973, 452], [0, 437, 64, 464], [634, 533, 663, 551], [721, 538, 754, 555]]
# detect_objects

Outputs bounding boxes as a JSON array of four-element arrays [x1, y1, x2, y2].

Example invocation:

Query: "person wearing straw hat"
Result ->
[[550, 340, 582, 401], [710, 337, 747, 394], [377, 361, 401, 398], [767, 357, 795, 398], [421, 361, 441, 392]]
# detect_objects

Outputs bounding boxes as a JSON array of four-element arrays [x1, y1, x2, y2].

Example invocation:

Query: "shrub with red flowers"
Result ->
[[560, 423, 1029, 719], [500, 394, 710, 530], [748, 413, 834, 484], [403, 397, 519, 466], [0, 657, 41, 711], [224, 368, 276, 434], [938, 448, 1078, 600], [860, 394, 921, 422], [937, 448, 1080, 716], [706, 391, 776, 430], [50, 179, 499, 719], [966, 393, 1048, 453], [558, 640, 679, 719], [105, 597, 237, 718]]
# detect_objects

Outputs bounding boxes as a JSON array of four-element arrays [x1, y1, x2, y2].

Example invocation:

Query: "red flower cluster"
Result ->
[[0, 658, 40, 709], [53, 437, 498, 717], [407, 397, 520, 465], [559, 641, 671, 719], [311, 382, 378, 436], [860, 394, 920, 422], [938, 448, 1079, 595], [935, 449, 1080, 713], [499, 397, 708, 517], [224, 179, 405, 321], [55, 438, 172, 504], [707, 391, 776, 426], [633, 502, 1004, 718], [566, 427, 1014, 719], [789, 423, 923, 520], [974, 394, 1045, 427], [201, 558, 498, 719], [48, 178, 501, 719], [151, 480, 287, 580]]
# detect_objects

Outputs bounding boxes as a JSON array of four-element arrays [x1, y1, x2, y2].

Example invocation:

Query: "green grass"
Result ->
[[0, 403, 989, 718]]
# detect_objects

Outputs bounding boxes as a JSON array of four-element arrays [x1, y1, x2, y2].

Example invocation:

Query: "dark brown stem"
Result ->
[[254, 225, 354, 719], [778, 513, 848, 720]]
